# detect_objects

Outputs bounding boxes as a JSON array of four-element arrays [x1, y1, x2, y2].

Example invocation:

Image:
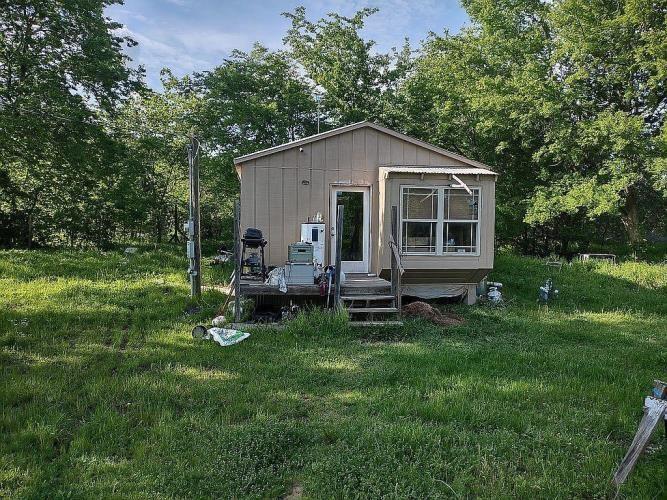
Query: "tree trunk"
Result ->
[[26, 213, 33, 249], [170, 203, 180, 243], [521, 227, 529, 255], [560, 237, 569, 257], [156, 216, 163, 243], [621, 186, 642, 248]]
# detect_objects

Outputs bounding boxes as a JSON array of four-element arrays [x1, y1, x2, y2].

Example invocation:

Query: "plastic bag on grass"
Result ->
[[207, 327, 250, 347]]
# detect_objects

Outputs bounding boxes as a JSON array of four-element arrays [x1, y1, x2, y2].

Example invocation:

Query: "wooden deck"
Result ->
[[230, 202, 402, 323], [239, 273, 391, 297]]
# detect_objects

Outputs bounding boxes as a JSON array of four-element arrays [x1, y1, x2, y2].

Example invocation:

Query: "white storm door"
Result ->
[[330, 186, 370, 274]]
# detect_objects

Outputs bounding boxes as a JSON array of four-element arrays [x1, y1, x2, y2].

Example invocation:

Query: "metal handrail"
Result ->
[[390, 206, 403, 314]]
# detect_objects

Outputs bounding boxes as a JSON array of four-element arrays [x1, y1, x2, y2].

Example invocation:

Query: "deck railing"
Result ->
[[390, 205, 404, 313], [334, 205, 344, 309]]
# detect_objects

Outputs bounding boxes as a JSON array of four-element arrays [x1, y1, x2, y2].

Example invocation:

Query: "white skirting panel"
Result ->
[[402, 283, 477, 304]]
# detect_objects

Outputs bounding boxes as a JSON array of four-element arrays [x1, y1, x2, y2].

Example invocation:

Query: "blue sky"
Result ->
[[107, 1, 469, 89]]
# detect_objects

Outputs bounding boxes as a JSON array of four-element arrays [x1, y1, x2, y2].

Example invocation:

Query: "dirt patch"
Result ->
[[402, 301, 465, 326]]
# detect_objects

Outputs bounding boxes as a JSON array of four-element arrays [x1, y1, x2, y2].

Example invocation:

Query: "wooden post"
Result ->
[[391, 207, 397, 303], [233, 200, 241, 322], [334, 204, 344, 310], [613, 396, 667, 486], [390, 205, 402, 314], [187, 136, 202, 298]]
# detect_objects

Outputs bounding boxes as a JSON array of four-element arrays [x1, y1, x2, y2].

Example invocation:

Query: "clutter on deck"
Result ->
[[240, 227, 267, 280], [230, 203, 402, 325], [613, 380, 667, 487]]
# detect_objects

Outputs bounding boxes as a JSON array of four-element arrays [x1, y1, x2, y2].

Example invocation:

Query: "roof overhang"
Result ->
[[379, 166, 498, 177], [233, 121, 496, 173]]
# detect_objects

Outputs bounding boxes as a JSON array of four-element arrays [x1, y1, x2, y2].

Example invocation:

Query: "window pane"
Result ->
[[402, 188, 438, 219], [447, 190, 478, 220], [444, 222, 477, 253], [402, 221, 436, 253]]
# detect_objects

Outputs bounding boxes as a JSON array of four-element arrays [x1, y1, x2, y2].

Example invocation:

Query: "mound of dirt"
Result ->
[[401, 301, 465, 326]]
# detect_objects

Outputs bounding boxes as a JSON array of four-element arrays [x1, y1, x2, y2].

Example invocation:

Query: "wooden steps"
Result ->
[[339, 275, 399, 323], [349, 321, 403, 327], [346, 307, 399, 314], [341, 295, 395, 301], [341, 275, 391, 294]]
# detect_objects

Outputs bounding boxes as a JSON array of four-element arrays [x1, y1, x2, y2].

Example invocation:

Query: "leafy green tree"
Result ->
[[524, 0, 667, 248], [197, 44, 318, 149], [106, 73, 199, 243], [0, 0, 140, 247], [283, 6, 410, 126], [192, 45, 319, 241], [400, 0, 666, 252]]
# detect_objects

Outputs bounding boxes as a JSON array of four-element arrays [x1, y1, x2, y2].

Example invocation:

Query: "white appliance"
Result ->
[[300, 223, 325, 265]]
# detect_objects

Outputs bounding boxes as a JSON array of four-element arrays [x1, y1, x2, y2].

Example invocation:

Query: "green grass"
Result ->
[[1, 246, 666, 498]]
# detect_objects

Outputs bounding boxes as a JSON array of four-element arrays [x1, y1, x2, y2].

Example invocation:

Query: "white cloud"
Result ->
[[116, 27, 215, 82], [112, 8, 151, 24], [108, 0, 468, 88], [172, 31, 250, 53]]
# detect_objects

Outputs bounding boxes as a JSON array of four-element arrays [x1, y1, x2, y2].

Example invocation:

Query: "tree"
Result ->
[[283, 6, 410, 126], [191, 45, 319, 241], [106, 77, 195, 243], [524, 0, 667, 248], [400, 0, 666, 252], [0, 0, 140, 247]]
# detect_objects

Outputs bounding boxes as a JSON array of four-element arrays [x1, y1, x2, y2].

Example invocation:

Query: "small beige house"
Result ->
[[233, 121, 497, 303]]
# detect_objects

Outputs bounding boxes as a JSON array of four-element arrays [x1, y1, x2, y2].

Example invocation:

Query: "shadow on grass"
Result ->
[[5, 308, 665, 497], [2, 249, 666, 498]]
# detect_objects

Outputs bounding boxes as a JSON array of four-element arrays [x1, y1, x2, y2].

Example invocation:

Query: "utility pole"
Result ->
[[315, 92, 322, 133], [186, 135, 202, 298]]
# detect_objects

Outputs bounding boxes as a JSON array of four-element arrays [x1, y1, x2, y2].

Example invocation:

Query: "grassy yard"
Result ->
[[1, 246, 666, 498]]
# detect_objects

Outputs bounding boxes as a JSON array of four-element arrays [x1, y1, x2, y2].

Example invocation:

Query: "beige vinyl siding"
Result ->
[[239, 161, 255, 236], [237, 125, 496, 283]]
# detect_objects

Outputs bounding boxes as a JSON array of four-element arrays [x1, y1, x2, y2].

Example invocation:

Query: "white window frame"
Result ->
[[400, 187, 439, 254], [400, 185, 481, 257]]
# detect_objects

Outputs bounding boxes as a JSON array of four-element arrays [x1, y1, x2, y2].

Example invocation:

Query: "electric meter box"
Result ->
[[183, 220, 194, 237]]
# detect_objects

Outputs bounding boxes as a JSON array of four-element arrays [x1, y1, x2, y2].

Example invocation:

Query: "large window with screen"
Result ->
[[400, 185, 480, 255]]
